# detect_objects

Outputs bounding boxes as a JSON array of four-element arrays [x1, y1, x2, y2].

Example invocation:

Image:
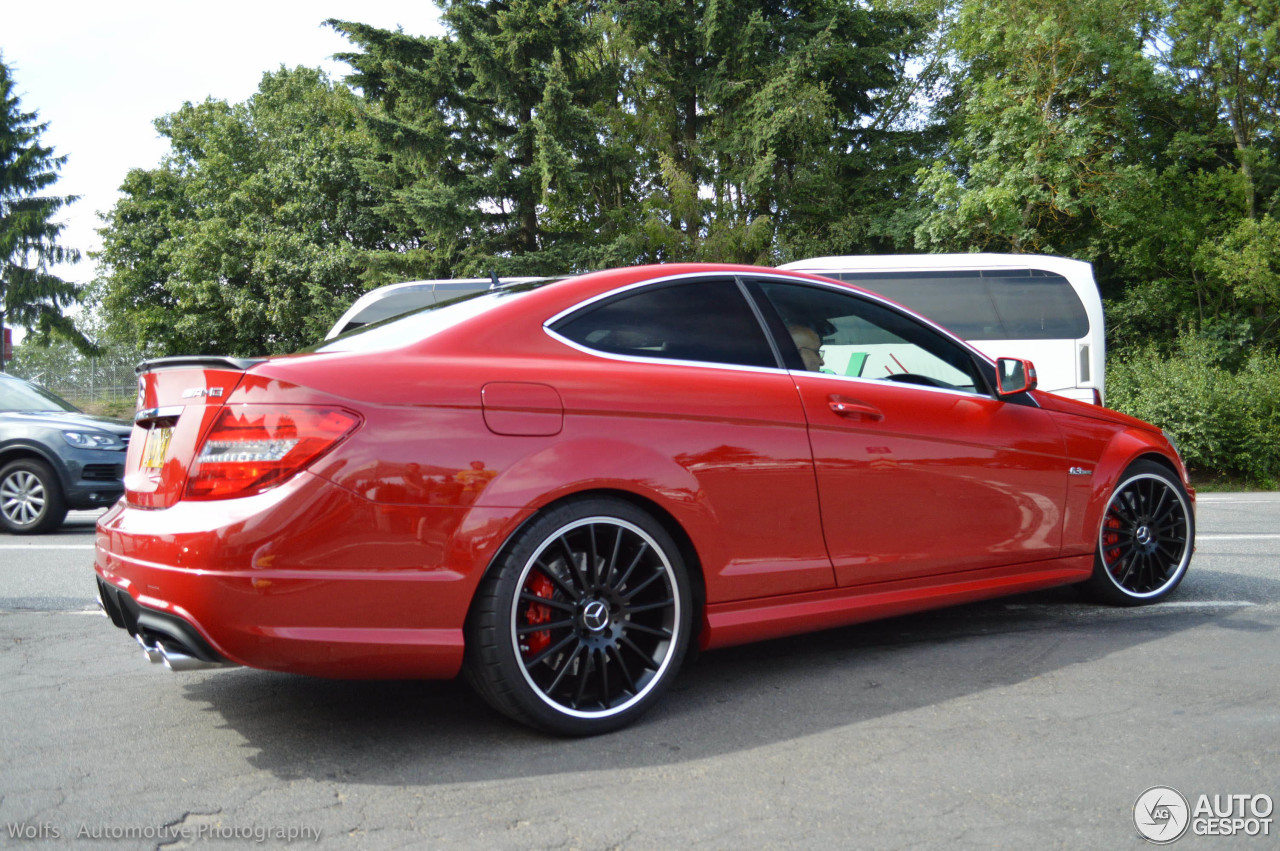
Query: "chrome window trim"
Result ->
[[543, 270, 749, 328], [542, 326, 796, 378], [539, 269, 1036, 403], [545, 324, 1000, 400], [782, 369, 992, 400]]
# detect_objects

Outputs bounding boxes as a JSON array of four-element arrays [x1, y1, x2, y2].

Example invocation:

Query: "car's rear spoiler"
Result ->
[[136, 356, 266, 375]]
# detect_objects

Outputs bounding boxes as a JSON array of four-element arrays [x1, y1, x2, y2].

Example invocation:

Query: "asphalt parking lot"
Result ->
[[1, 496, 1277, 849]]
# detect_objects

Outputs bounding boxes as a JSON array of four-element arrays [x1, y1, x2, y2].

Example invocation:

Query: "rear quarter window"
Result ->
[[315, 284, 544, 353], [551, 278, 779, 369]]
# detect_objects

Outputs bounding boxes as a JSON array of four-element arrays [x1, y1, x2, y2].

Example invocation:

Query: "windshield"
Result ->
[[314, 281, 552, 353], [0, 376, 81, 413]]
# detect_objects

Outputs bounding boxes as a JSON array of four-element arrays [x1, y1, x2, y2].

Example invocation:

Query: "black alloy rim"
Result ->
[[1099, 473, 1191, 597], [512, 517, 679, 718]]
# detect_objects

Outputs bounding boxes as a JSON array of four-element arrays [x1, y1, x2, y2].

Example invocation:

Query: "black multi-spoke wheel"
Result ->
[[465, 497, 692, 735], [1082, 461, 1193, 605]]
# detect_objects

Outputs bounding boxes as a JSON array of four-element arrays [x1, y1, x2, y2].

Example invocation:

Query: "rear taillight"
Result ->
[[185, 406, 361, 500]]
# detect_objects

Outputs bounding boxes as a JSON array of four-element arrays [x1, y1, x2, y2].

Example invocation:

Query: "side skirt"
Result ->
[[701, 554, 1093, 650]]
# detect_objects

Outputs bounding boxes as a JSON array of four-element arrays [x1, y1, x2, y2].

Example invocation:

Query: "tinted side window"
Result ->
[[552, 279, 778, 368], [754, 280, 985, 393], [832, 270, 1089, 340]]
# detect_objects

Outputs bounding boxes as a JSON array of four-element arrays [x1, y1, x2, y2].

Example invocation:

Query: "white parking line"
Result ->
[[1197, 534, 1280, 541], [1197, 497, 1280, 503]]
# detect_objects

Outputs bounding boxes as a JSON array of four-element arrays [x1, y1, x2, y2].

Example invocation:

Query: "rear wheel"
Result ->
[[465, 497, 692, 735], [1081, 461, 1193, 605], [0, 459, 68, 535]]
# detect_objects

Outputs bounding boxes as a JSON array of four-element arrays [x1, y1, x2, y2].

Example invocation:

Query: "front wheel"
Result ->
[[465, 497, 693, 735], [0, 459, 68, 535], [1081, 461, 1194, 605]]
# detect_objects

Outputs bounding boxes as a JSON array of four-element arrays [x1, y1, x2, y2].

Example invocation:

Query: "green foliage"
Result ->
[[328, 1, 932, 273], [328, 3, 613, 278], [1166, 0, 1280, 221], [913, 0, 1167, 255], [1206, 214, 1280, 306], [0, 53, 92, 370], [94, 67, 395, 356], [1108, 334, 1280, 485]]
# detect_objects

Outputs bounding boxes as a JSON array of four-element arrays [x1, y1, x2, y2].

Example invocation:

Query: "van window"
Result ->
[[830, 270, 1089, 341]]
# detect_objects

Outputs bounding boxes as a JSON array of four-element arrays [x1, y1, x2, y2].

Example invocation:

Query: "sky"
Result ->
[[2, 0, 444, 340]]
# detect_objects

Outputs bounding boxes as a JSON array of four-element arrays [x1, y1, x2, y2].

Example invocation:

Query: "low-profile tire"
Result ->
[[0, 459, 68, 535], [464, 497, 693, 735], [1080, 460, 1194, 606]]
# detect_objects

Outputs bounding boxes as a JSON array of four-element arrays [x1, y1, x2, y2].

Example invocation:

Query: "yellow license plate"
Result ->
[[142, 427, 173, 470]]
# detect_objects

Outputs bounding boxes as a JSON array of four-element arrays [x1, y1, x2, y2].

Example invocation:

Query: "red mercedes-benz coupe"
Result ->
[[95, 263, 1194, 734]]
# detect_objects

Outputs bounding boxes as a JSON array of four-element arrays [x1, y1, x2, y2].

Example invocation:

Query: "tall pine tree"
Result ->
[[0, 54, 88, 372], [329, 1, 611, 278]]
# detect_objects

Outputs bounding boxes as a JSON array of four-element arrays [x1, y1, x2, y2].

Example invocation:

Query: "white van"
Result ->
[[779, 254, 1105, 404], [325, 277, 546, 340]]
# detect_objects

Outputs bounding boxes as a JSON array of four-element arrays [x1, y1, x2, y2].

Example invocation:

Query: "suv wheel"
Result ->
[[0, 459, 68, 534]]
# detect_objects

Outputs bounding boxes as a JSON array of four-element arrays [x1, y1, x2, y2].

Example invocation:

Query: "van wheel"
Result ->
[[465, 497, 692, 735]]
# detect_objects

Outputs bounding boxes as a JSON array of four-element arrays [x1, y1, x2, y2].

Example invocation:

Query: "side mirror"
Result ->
[[996, 358, 1038, 396]]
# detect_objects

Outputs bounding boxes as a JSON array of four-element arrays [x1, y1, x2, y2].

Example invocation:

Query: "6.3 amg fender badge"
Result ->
[[1069, 467, 1093, 476]]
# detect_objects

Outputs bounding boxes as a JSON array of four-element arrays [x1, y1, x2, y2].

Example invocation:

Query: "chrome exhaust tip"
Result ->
[[135, 634, 232, 671], [159, 645, 230, 672], [136, 635, 164, 664]]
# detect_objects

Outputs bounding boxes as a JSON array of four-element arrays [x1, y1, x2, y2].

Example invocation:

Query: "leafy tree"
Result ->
[[604, 0, 928, 264], [1166, 0, 1280, 223], [0, 54, 90, 372], [1099, 0, 1280, 352], [913, 0, 1167, 256], [95, 67, 397, 356], [329, 1, 931, 272], [329, 1, 612, 278]]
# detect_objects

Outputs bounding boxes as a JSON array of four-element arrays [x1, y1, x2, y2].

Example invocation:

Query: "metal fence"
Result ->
[[10, 357, 139, 412], [51, 384, 137, 407]]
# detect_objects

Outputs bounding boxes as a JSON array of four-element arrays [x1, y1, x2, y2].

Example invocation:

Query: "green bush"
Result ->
[[1107, 335, 1280, 486]]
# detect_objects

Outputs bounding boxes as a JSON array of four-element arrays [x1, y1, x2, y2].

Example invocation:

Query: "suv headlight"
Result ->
[[63, 431, 125, 450]]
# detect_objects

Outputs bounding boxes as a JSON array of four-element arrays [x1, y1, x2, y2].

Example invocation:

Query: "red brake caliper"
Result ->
[[523, 572, 555, 657], [1103, 515, 1122, 571]]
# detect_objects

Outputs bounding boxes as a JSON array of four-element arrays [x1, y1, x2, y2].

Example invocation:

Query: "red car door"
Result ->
[[749, 277, 1069, 586]]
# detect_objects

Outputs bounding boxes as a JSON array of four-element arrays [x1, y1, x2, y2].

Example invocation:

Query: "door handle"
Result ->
[[828, 395, 883, 420]]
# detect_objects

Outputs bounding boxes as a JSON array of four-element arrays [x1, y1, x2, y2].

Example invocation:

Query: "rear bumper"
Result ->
[[96, 575, 232, 670], [93, 471, 481, 679]]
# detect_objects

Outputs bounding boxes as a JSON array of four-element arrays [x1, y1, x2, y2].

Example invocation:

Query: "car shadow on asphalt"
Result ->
[[179, 572, 1272, 785]]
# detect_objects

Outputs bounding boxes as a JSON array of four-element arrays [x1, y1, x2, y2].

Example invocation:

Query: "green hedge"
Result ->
[[1107, 336, 1280, 487]]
